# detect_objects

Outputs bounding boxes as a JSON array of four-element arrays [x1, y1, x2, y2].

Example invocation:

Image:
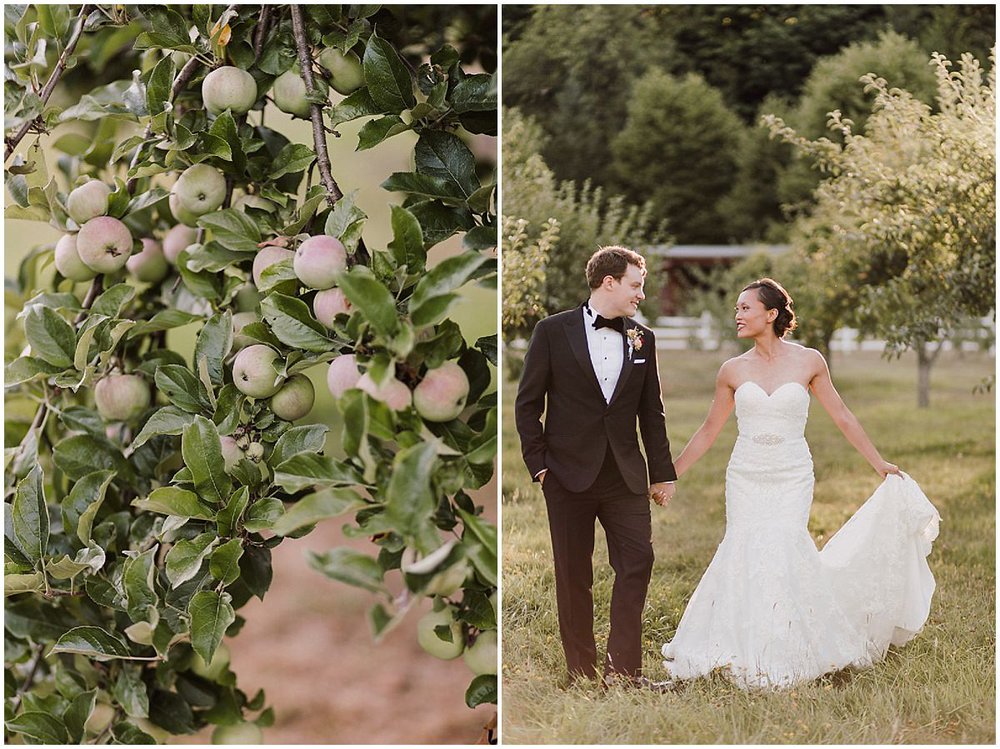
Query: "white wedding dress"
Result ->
[[661, 381, 940, 690]]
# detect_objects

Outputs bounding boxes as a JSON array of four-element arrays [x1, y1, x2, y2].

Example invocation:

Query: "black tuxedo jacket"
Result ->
[[515, 304, 677, 495]]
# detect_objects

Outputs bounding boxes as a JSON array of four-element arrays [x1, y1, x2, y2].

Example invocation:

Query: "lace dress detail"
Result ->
[[661, 381, 940, 690]]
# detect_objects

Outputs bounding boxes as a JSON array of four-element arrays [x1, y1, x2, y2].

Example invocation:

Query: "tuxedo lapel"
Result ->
[[608, 319, 637, 405], [563, 307, 604, 400]]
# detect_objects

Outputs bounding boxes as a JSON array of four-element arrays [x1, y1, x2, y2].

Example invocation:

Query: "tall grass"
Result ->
[[501, 349, 995, 743]]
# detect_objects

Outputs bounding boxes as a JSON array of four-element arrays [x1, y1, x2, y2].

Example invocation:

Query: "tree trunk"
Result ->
[[915, 338, 943, 408]]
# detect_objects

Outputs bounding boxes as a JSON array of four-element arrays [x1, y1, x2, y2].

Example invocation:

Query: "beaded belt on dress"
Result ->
[[750, 433, 785, 446]]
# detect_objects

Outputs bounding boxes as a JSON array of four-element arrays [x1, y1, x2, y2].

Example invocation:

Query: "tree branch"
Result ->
[[126, 55, 201, 195], [73, 274, 104, 326], [4, 5, 92, 162], [290, 5, 343, 208], [253, 5, 273, 58]]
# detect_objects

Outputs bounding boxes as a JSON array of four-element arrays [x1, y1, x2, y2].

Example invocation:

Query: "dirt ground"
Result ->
[[181, 479, 497, 745]]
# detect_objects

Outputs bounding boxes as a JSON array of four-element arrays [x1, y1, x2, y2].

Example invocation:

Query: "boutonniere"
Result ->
[[626, 328, 644, 359]]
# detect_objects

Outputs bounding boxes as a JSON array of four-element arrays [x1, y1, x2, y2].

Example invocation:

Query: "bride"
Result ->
[[660, 278, 940, 690]]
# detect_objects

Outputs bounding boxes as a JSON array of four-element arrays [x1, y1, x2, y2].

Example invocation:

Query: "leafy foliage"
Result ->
[[5, 4, 497, 743]]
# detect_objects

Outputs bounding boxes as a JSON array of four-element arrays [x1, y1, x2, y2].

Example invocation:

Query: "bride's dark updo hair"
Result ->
[[742, 278, 797, 338]]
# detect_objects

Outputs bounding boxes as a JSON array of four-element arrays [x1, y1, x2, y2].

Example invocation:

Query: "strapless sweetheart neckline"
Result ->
[[736, 380, 809, 398]]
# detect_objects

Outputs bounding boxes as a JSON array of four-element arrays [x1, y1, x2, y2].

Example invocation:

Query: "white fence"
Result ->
[[650, 312, 996, 354]]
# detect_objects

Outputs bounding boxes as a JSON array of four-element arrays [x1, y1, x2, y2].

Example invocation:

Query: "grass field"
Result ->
[[500, 348, 995, 744]]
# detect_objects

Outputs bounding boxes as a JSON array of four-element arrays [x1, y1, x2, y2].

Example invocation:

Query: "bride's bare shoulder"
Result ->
[[717, 356, 745, 386]]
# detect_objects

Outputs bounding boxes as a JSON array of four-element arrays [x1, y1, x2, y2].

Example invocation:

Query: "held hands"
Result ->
[[874, 460, 901, 478], [649, 481, 676, 507]]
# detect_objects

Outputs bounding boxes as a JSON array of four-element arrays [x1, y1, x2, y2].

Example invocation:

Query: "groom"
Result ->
[[515, 245, 677, 684]]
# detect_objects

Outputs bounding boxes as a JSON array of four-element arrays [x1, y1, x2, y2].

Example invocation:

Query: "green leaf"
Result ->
[[129, 406, 195, 452], [272, 454, 365, 494], [50, 625, 134, 660], [270, 143, 315, 179], [463, 223, 497, 252], [335, 265, 399, 337], [182, 416, 231, 505], [4, 573, 45, 596], [112, 722, 157, 744], [407, 199, 476, 246], [210, 539, 244, 585], [357, 114, 409, 150], [328, 88, 380, 127], [197, 208, 261, 253], [476, 334, 498, 366], [91, 282, 136, 317], [260, 293, 335, 353], [53, 434, 131, 481], [154, 364, 212, 414], [384, 442, 438, 550], [61, 469, 115, 545], [272, 488, 365, 535], [464, 674, 497, 707], [6, 712, 70, 743], [188, 590, 235, 665], [64, 688, 97, 743], [323, 190, 367, 254], [209, 110, 246, 173], [217, 486, 250, 537], [381, 172, 466, 202], [271, 424, 329, 465], [307, 548, 385, 593], [194, 310, 233, 386], [24, 305, 76, 368], [127, 309, 200, 337], [363, 31, 416, 111], [242, 498, 285, 533], [12, 465, 47, 564], [112, 664, 150, 719], [165, 532, 218, 588], [132, 487, 215, 520], [387, 205, 425, 269], [414, 130, 480, 198], [451, 72, 497, 113], [4, 356, 64, 384], [122, 547, 158, 621], [409, 251, 490, 326], [146, 54, 175, 116]]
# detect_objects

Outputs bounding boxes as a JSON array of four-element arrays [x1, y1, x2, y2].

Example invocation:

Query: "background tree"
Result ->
[[502, 107, 667, 339], [764, 50, 995, 406], [4, 4, 497, 744]]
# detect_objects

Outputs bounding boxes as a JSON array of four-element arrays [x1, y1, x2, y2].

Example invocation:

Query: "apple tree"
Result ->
[[4, 4, 497, 743]]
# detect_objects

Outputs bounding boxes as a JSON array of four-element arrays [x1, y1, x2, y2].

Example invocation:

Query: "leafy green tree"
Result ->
[[502, 107, 667, 337], [4, 5, 497, 744], [611, 69, 745, 243], [765, 50, 995, 406], [501, 5, 676, 187]]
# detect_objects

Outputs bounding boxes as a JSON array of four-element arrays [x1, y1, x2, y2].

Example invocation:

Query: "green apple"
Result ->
[[232, 344, 282, 398], [462, 629, 497, 675], [94, 373, 150, 422], [317, 47, 364, 95], [67, 180, 111, 224], [293, 235, 347, 290], [162, 224, 198, 264], [416, 606, 465, 660], [54, 233, 98, 282], [191, 642, 230, 680], [270, 373, 315, 421], [172, 163, 226, 217], [252, 246, 294, 287], [127, 238, 169, 283], [272, 68, 327, 118], [413, 362, 470, 422], [202, 65, 258, 115], [76, 216, 133, 274], [168, 192, 202, 227], [84, 702, 116, 736], [326, 354, 360, 398], [212, 721, 263, 744]]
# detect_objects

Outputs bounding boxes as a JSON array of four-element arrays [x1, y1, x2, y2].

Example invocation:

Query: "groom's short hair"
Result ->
[[586, 245, 646, 289]]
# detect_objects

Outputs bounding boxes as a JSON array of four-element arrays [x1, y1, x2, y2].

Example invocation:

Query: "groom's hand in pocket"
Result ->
[[650, 481, 676, 507]]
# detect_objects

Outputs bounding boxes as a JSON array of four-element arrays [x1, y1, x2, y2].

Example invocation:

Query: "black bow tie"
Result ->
[[592, 314, 624, 333]]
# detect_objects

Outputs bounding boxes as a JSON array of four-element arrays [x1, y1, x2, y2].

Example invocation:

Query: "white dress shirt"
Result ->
[[583, 303, 624, 404]]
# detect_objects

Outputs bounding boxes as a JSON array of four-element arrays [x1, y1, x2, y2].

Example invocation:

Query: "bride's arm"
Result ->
[[809, 350, 900, 478], [673, 368, 735, 478]]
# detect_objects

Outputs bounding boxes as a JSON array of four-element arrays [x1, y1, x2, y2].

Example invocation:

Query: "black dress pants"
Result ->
[[542, 450, 654, 679]]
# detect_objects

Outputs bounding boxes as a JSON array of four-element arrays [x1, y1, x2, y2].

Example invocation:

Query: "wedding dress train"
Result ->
[[661, 381, 940, 690]]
